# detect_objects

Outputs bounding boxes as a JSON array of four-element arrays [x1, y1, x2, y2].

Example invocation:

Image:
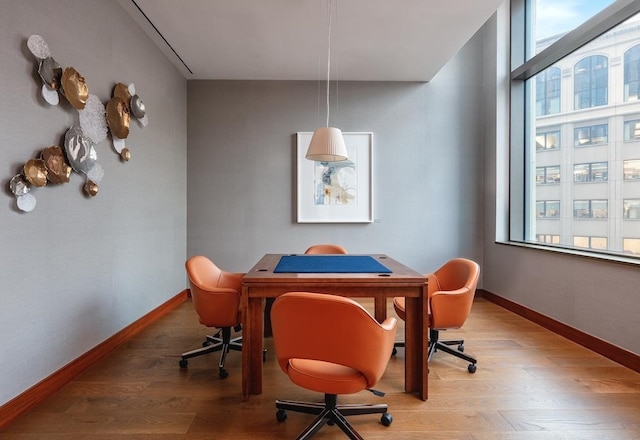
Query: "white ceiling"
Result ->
[[117, 0, 502, 82]]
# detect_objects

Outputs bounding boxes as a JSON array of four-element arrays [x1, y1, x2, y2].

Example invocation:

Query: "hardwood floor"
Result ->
[[1, 297, 639, 439]]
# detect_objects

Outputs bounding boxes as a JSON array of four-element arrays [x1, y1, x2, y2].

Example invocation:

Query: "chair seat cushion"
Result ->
[[287, 358, 368, 395]]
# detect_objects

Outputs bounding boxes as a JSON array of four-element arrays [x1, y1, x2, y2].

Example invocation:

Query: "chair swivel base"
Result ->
[[275, 394, 392, 440], [392, 335, 477, 373], [428, 335, 477, 373], [179, 327, 242, 379]]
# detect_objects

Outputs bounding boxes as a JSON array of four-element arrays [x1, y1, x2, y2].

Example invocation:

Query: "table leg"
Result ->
[[404, 293, 428, 400], [374, 297, 387, 323], [242, 291, 266, 400]]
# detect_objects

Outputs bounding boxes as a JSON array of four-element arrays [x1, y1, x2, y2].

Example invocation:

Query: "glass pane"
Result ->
[[624, 159, 640, 180], [574, 163, 589, 182], [591, 162, 607, 181], [519, 2, 640, 257], [591, 237, 608, 249], [592, 200, 608, 218], [624, 199, 640, 219], [546, 166, 560, 183], [532, 0, 617, 53], [574, 200, 589, 218], [623, 238, 640, 254], [624, 119, 640, 140], [573, 236, 589, 248], [547, 200, 560, 217]]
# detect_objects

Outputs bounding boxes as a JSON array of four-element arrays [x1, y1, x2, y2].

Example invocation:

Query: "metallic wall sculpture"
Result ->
[[8, 34, 148, 212]]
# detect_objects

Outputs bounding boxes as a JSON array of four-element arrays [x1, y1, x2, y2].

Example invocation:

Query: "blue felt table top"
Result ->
[[273, 255, 392, 273]]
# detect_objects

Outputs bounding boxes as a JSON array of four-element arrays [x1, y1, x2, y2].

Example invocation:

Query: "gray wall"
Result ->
[[481, 8, 640, 355], [186, 31, 485, 274], [0, 0, 187, 406]]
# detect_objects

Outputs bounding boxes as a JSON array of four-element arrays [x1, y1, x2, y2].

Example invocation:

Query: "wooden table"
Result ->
[[241, 254, 429, 401]]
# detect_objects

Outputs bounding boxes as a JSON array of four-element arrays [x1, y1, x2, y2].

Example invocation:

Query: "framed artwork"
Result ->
[[296, 132, 373, 223]]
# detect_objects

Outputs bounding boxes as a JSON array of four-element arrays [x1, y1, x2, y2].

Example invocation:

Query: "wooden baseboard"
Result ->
[[0, 289, 189, 430], [479, 289, 640, 373]]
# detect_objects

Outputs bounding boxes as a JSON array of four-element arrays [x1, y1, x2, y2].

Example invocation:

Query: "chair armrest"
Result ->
[[219, 271, 245, 291]]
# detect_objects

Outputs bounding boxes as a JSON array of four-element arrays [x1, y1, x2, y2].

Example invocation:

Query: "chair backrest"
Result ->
[[271, 292, 397, 389], [185, 255, 243, 328], [304, 244, 348, 254], [429, 258, 480, 330]]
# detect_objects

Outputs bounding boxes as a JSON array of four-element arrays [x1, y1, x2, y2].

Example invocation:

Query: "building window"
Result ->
[[537, 200, 560, 218], [573, 236, 608, 250], [573, 200, 607, 219], [624, 44, 640, 102], [573, 162, 607, 183], [624, 199, 640, 219], [536, 66, 561, 116], [536, 165, 560, 184], [574, 55, 608, 110], [536, 234, 560, 244], [574, 123, 608, 147], [535, 130, 560, 151], [623, 238, 640, 254], [623, 119, 640, 141], [623, 159, 640, 180]]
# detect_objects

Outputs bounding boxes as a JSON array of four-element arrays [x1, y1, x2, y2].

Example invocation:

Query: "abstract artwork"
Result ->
[[296, 132, 372, 223], [7, 34, 148, 212]]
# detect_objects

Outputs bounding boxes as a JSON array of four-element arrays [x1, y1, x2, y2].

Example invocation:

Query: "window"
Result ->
[[573, 200, 607, 219], [537, 200, 560, 218], [624, 159, 640, 180], [536, 67, 561, 116], [536, 165, 560, 184], [623, 238, 640, 254], [624, 199, 640, 219], [573, 236, 608, 250], [623, 119, 640, 141], [574, 123, 607, 147], [535, 130, 560, 151], [574, 55, 608, 110], [624, 44, 640, 102], [510, 0, 640, 258], [573, 162, 607, 183], [536, 234, 560, 244]]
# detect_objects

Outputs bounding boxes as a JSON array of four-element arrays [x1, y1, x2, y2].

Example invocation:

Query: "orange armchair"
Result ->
[[393, 258, 480, 373], [180, 255, 244, 379], [304, 243, 348, 254], [271, 291, 397, 439]]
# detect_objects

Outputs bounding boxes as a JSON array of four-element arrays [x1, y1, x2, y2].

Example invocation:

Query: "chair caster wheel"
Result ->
[[179, 359, 188, 368], [458, 343, 464, 352], [381, 413, 393, 426], [276, 409, 287, 422], [468, 363, 477, 373], [219, 368, 229, 379], [392, 347, 397, 356]]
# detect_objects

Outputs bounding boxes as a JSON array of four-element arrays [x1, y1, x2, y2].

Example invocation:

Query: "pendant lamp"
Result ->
[[306, 0, 348, 162]]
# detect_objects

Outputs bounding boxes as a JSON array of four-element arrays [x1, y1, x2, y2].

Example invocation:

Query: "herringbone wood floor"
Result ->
[[1, 297, 639, 439]]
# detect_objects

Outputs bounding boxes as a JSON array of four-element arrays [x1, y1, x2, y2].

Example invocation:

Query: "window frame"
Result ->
[[508, 0, 640, 261]]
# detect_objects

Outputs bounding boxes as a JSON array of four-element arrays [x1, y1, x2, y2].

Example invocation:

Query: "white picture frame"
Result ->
[[296, 132, 373, 223]]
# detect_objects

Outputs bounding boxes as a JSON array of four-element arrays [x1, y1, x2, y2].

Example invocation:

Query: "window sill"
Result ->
[[496, 240, 640, 267]]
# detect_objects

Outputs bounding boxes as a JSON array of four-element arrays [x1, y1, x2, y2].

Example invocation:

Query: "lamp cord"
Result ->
[[325, 0, 333, 127]]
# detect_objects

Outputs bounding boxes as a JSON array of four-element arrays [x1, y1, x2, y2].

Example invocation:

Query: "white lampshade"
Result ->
[[305, 127, 348, 162]]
